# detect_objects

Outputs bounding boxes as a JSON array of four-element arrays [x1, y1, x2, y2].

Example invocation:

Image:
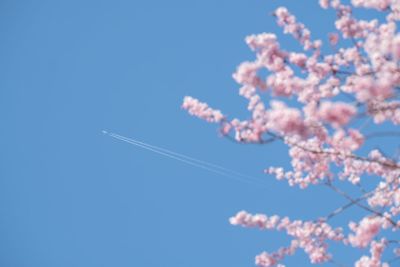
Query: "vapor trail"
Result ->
[[103, 130, 267, 187], [108, 132, 263, 183]]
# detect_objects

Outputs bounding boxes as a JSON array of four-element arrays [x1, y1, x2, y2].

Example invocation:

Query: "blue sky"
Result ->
[[0, 1, 397, 266]]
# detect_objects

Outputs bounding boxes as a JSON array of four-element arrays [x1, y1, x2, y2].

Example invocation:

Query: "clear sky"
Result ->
[[0, 1, 396, 266]]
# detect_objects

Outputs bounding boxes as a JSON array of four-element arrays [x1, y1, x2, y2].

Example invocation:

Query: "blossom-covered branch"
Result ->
[[182, 0, 400, 266]]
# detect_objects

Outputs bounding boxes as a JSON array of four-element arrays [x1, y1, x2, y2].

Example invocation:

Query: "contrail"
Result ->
[[103, 130, 267, 187], [107, 131, 263, 182]]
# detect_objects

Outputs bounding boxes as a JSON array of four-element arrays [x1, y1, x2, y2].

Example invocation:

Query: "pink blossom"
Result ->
[[255, 252, 277, 267], [288, 52, 307, 67], [355, 239, 389, 267], [368, 101, 400, 124], [182, 96, 224, 123], [274, 7, 319, 51], [328, 32, 339, 45], [245, 33, 287, 72], [351, 0, 391, 11], [391, 35, 400, 59], [348, 217, 383, 248], [267, 101, 308, 137], [246, 33, 278, 51], [233, 61, 265, 89], [318, 101, 356, 127], [230, 211, 343, 264], [319, 0, 330, 9]]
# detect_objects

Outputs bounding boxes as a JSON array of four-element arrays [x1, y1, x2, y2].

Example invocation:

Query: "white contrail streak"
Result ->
[[103, 130, 267, 187], [108, 132, 263, 183]]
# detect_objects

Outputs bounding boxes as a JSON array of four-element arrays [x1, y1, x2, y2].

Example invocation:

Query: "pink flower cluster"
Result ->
[[355, 239, 389, 267], [351, 0, 392, 11], [182, 96, 224, 123], [230, 211, 344, 266], [274, 7, 321, 52], [317, 101, 356, 127], [348, 217, 384, 248], [368, 101, 400, 124], [255, 244, 296, 267]]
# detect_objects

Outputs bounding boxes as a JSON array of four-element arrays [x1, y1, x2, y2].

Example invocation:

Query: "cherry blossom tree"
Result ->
[[183, 0, 400, 266]]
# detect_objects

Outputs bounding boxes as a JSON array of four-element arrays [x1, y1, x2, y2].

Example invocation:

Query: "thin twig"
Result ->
[[324, 181, 398, 228]]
